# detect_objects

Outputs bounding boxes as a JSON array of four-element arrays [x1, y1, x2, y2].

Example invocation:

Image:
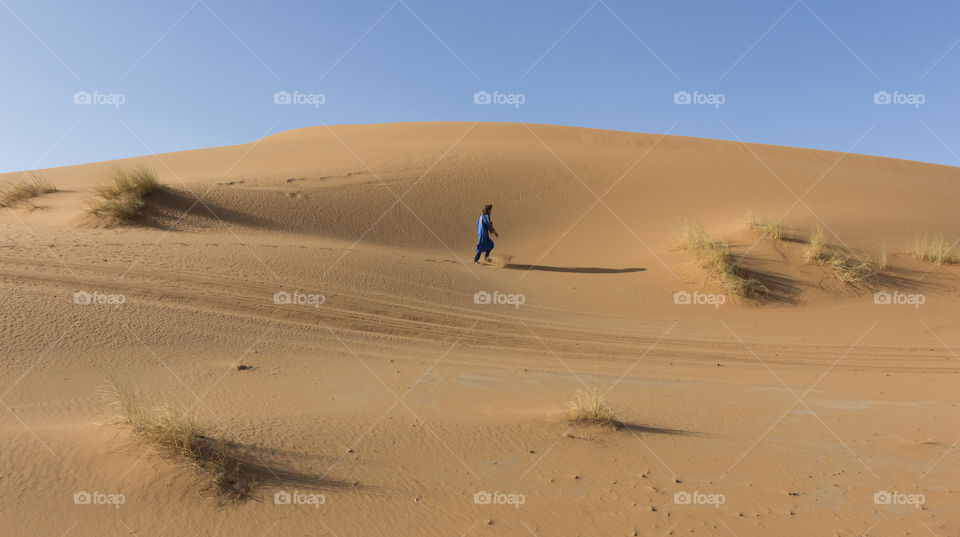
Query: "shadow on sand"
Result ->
[[504, 264, 646, 274], [619, 421, 703, 436], [136, 187, 277, 231], [212, 440, 369, 501], [727, 253, 805, 304], [730, 251, 949, 304]]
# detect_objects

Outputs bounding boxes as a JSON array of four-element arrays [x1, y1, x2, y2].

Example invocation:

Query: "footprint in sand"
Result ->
[[480, 254, 511, 268]]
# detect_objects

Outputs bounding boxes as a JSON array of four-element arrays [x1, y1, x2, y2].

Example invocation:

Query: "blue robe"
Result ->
[[476, 214, 494, 252]]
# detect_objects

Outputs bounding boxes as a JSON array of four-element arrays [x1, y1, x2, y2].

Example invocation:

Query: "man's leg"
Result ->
[[474, 251, 482, 263], [483, 249, 492, 260]]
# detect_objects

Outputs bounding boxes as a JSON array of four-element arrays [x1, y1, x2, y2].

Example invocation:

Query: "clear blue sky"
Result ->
[[2, 0, 959, 173]]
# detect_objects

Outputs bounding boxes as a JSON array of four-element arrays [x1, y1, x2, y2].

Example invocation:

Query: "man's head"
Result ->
[[483, 204, 493, 215]]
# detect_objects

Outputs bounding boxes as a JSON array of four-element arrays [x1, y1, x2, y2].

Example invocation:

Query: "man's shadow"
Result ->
[[503, 264, 645, 274]]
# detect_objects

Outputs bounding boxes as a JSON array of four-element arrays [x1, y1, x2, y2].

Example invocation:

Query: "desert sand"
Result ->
[[1, 122, 958, 536]]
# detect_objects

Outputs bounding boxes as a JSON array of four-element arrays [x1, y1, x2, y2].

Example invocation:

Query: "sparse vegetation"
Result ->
[[104, 378, 252, 500], [802, 224, 881, 283], [569, 387, 620, 428], [741, 209, 784, 241], [87, 167, 159, 224], [672, 219, 713, 252], [802, 224, 827, 264], [673, 220, 768, 299], [820, 254, 878, 283], [908, 234, 960, 265], [0, 173, 56, 208]]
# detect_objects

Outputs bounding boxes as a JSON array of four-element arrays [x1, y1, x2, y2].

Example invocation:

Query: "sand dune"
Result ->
[[2, 122, 958, 536]]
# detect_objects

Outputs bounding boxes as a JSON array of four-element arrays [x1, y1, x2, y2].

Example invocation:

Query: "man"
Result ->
[[474, 204, 499, 264]]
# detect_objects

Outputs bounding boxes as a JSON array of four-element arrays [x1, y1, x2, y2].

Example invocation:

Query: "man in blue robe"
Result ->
[[474, 204, 498, 264]]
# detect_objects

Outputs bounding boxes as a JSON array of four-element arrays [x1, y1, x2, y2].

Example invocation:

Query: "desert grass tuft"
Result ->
[[802, 224, 881, 283], [569, 387, 620, 428], [908, 234, 960, 265], [672, 219, 713, 252], [87, 167, 159, 224], [0, 172, 56, 208], [94, 167, 159, 199], [88, 193, 145, 223], [802, 224, 827, 264], [104, 378, 252, 500], [673, 220, 768, 299], [741, 209, 784, 241], [820, 253, 878, 283]]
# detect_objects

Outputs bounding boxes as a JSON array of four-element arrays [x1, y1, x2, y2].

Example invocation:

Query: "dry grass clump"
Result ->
[[741, 209, 784, 241], [88, 195, 147, 223], [87, 167, 159, 224], [802, 224, 880, 283], [820, 254, 879, 283], [105, 379, 252, 500], [706, 246, 769, 298], [801, 224, 827, 264], [908, 234, 960, 265], [94, 167, 159, 199], [673, 220, 768, 299], [0, 173, 56, 207], [672, 219, 713, 251], [569, 387, 621, 428]]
